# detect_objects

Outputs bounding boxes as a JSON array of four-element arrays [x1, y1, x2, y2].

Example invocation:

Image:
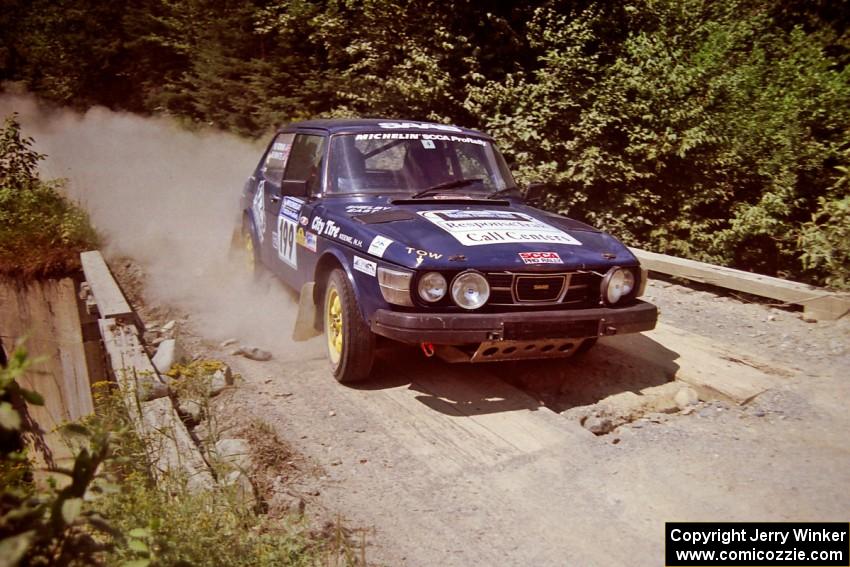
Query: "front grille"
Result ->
[[515, 275, 566, 302], [485, 271, 601, 307]]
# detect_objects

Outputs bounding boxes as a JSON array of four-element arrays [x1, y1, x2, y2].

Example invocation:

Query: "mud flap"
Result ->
[[292, 281, 322, 341]]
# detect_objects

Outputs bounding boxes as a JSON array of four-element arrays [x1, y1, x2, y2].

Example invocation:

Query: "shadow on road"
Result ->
[[492, 333, 681, 412], [352, 333, 681, 417]]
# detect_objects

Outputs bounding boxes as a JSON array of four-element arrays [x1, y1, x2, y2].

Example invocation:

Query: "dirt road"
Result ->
[[176, 279, 850, 567]]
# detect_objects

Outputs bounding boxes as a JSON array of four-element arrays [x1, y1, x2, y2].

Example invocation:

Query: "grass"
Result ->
[[85, 381, 337, 567], [1, 362, 362, 566]]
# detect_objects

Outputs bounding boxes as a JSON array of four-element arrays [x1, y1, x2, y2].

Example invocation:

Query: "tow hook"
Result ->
[[420, 342, 435, 357]]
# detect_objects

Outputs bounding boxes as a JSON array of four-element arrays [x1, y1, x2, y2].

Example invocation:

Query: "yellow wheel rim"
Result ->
[[325, 287, 343, 364], [243, 232, 255, 272]]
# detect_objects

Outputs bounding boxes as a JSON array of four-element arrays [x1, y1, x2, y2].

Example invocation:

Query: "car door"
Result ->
[[268, 132, 328, 287], [251, 132, 294, 265]]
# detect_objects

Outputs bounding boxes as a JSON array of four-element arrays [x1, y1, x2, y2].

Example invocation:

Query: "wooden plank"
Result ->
[[0, 278, 94, 471], [98, 318, 213, 491], [80, 250, 135, 323], [140, 397, 215, 492], [604, 323, 787, 404], [98, 318, 150, 426], [630, 247, 850, 320]]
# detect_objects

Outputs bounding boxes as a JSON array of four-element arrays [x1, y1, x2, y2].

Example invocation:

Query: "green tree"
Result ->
[[0, 115, 99, 279]]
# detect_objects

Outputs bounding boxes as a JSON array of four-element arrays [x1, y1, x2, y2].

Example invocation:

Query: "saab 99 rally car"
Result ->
[[236, 119, 658, 383]]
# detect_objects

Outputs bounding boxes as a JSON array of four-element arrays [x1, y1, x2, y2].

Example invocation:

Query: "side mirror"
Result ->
[[523, 182, 547, 204], [281, 179, 308, 197]]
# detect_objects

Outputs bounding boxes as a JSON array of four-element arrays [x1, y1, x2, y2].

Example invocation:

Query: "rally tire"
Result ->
[[324, 269, 375, 384], [240, 220, 263, 280]]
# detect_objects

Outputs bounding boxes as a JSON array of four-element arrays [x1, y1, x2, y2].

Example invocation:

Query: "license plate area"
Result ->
[[502, 319, 600, 340]]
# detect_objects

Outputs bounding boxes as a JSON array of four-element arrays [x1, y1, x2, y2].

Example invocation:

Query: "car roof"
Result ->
[[277, 118, 492, 139]]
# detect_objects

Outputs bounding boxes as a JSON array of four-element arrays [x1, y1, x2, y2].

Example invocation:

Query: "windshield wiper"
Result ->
[[410, 178, 484, 199], [486, 186, 521, 199]]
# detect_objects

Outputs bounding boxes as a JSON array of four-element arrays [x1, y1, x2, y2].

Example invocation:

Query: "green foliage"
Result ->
[[0, 346, 119, 567], [87, 378, 325, 567], [468, 0, 850, 285], [2, 0, 849, 286], [1, 354, 324, 567], [0, 115, 99, 279], [799, 157, 850, 290], [96, 475, 318, 567]]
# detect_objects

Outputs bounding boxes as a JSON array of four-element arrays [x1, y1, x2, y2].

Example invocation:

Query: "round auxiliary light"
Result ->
[[601, 267, 636, 305], [451, 271, 490, 310], [418, 272, 448, 303]]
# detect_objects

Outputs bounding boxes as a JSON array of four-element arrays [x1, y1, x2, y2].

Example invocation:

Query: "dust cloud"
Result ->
[[1, 93, 304, 353]]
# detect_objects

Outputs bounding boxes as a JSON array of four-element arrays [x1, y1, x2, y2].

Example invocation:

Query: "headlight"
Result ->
[[451, 271, 490, 310], [601, 267, 636, 305], [636, 267, 648, 297], [377, 267, 413, 306], [418, 272, 447, 303]]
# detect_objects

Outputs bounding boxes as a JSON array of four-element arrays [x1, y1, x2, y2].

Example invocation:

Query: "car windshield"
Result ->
[[327, 133, 518, 195]]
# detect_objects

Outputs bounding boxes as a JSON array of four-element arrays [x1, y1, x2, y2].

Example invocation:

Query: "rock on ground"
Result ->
[[210, 365, 234, 396], [152, 338, 183, 373], [674, 386, 700, 410], [235, 346, 272, 362]]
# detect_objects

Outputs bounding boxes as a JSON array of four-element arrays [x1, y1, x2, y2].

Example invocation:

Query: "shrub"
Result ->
[[0, 114, 99, 280], [799, 160, 850, 290]]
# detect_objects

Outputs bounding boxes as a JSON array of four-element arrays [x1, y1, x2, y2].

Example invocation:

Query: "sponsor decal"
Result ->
[[309, 215, 362, 247], [519, 251, 563, 265], [295, 228, 317, 253], [299, 215, 309, 226], [353, 256, 377, 277], [367, 235, 393, 258], [419, 209, 582, 247], [277, 215, 297, 268], [281, 196, 303, 221], [421, 139, 436, 149], [338, 233, 363, 248], [268, 141, 292, 165], [355, 133, 420, 141], [422, 133, 486, 146], [345, 205, 391, 214], [406, 247, 443, 267], [377, 121, 462, 132], [311, 216, 338, 238], [353, 132, 485, 146], [251, 182, 266, 242]]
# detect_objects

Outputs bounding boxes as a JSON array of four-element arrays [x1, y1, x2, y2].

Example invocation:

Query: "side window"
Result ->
[[284, 134, 327, 194], [262, 133, 295, 185]]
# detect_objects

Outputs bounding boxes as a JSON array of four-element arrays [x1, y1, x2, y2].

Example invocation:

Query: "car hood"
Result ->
[[316, 196, 637, 271]]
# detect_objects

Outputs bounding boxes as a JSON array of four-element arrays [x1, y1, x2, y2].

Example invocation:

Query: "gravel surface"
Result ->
[[112, 260, 850, 567], [643, 278, 850, 376]]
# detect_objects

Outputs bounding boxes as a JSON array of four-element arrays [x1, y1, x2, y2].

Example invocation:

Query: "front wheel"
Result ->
[[236, 220, 262, 280], [324, 269, 375, 383]]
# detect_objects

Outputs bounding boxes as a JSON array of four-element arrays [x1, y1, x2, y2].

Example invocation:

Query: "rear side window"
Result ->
[[262, 133, 295, 185], [284, 134, 327, 194]]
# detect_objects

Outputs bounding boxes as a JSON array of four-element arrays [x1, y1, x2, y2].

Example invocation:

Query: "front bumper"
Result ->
[[371, 300, 658, 345]]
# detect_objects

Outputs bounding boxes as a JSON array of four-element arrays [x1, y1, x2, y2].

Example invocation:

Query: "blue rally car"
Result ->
[[237, 119, 658, 383]]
